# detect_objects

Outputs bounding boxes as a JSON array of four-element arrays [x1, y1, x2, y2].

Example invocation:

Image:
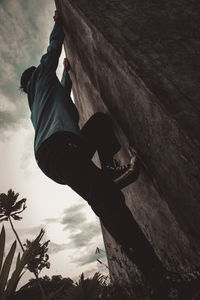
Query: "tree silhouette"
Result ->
[[11, 275, 74, 300], [0, 189, 47, 298], [0, 189, 26, 251]]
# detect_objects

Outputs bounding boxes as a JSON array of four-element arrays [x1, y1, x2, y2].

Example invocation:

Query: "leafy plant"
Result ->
[[62, 272, 104, 300], [14, 275, 74, 300], [24, 235, 50, 276], [61, 272, 134, 300], [0, 189, 48, 298], [0, 226, 46, 300]]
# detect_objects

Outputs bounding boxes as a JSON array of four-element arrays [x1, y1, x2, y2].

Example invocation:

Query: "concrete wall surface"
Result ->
[[55, 0, 200, 296]]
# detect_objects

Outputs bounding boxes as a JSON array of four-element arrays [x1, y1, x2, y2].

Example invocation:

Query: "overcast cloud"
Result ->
[[60, 203, 88, 231], [73, 247, 106, 266], [44, 203, 102, 254], [42, 203, 106, 267], [5, 202, 105, 267], [0, 0, 54, 132]]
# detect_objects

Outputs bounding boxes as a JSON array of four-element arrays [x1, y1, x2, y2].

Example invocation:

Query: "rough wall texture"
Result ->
[[55, 0, 200, 293]]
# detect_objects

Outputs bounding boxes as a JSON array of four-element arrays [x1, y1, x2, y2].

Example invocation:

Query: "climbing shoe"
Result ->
[[103, 155, 140, 188], [103, 158, 130, 179]]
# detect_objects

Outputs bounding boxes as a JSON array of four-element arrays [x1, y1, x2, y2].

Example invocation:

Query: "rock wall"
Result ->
[[55, 0, 200, 293]]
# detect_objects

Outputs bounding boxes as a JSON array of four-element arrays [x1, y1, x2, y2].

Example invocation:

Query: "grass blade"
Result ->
[[16, 252, 21, 268], [0, 226, 5, 272], [0, 240, 16, 291]]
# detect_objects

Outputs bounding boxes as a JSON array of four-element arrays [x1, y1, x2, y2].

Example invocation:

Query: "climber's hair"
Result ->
[[20, 66, 36, 93]]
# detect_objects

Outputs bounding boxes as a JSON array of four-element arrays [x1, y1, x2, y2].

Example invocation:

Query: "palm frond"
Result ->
[[11, 215, 22, 221], [0, 194, 7, 211], [0, 193, 7, 202], [0, 208, 5, 214], [7, 189, 19, 207], [11, 198, 27, 213], [0, 189, 27, 220], [0, 217, 8, 222]]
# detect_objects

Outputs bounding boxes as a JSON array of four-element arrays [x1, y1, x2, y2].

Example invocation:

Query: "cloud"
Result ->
[[2, 223, 43, 247], [0, 0, 54, 66], [15, 225, 70, 255], [2, 202, 105, 268], [17, 224, 45, 239], [60, 203, 87, 231], [43, 203, 102, 252], [69, 222, 101, 248], [48, 241, 68, 255], [0, 93, 16, 112], [43, 203, 88, 229], [0, 56, 17, 85], [0, 0, 55, 133], [59, 203, 102, 248], [72, 246, 107, 266], [43, 217, 58, 224]]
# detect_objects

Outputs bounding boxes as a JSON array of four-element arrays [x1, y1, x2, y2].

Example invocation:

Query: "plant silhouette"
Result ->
[[0, 189, 26, 251], [0, 189, 47, 298]]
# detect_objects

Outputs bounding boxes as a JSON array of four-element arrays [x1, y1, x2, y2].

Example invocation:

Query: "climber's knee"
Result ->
[[90, 112, 112, 129], [92, 112, 110, 122]]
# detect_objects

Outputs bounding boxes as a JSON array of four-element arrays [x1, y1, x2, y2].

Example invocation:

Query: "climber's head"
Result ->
[[20, 66, 36, 93]]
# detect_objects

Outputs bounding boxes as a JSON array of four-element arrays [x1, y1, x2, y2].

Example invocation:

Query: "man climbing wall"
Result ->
[[20, 10, 200, 299]]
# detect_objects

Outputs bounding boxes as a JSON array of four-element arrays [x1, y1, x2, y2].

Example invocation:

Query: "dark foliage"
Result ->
[[9, 275, 74, 300], [24, 236, 50, 276]]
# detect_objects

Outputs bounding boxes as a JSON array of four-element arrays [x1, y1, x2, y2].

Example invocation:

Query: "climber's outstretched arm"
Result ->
[[40, 10, 64, 72]]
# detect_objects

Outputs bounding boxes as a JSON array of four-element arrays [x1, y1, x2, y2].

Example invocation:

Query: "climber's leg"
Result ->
[[81, 112, 139, 185], [37, 132, 200, 297], [71, 160, 165, 286], [81, 163, 166, 286], [37, 132, 166, 286], [81, 112, 121, 166]]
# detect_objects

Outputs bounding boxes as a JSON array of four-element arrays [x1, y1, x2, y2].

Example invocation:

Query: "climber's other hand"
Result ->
[[63, 58, 71, 71], [53, 10, 59, 22]]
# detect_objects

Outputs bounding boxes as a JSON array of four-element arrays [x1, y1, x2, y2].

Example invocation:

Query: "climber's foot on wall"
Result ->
[[102, 148, 140, 189], [153, 270, 200, 300]]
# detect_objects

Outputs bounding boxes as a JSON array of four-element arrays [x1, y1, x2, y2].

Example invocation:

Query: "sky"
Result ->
[[0, 0, 108, 287]]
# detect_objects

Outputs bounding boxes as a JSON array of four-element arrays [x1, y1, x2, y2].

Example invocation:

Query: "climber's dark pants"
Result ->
[[37, 112, 165, 285]]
